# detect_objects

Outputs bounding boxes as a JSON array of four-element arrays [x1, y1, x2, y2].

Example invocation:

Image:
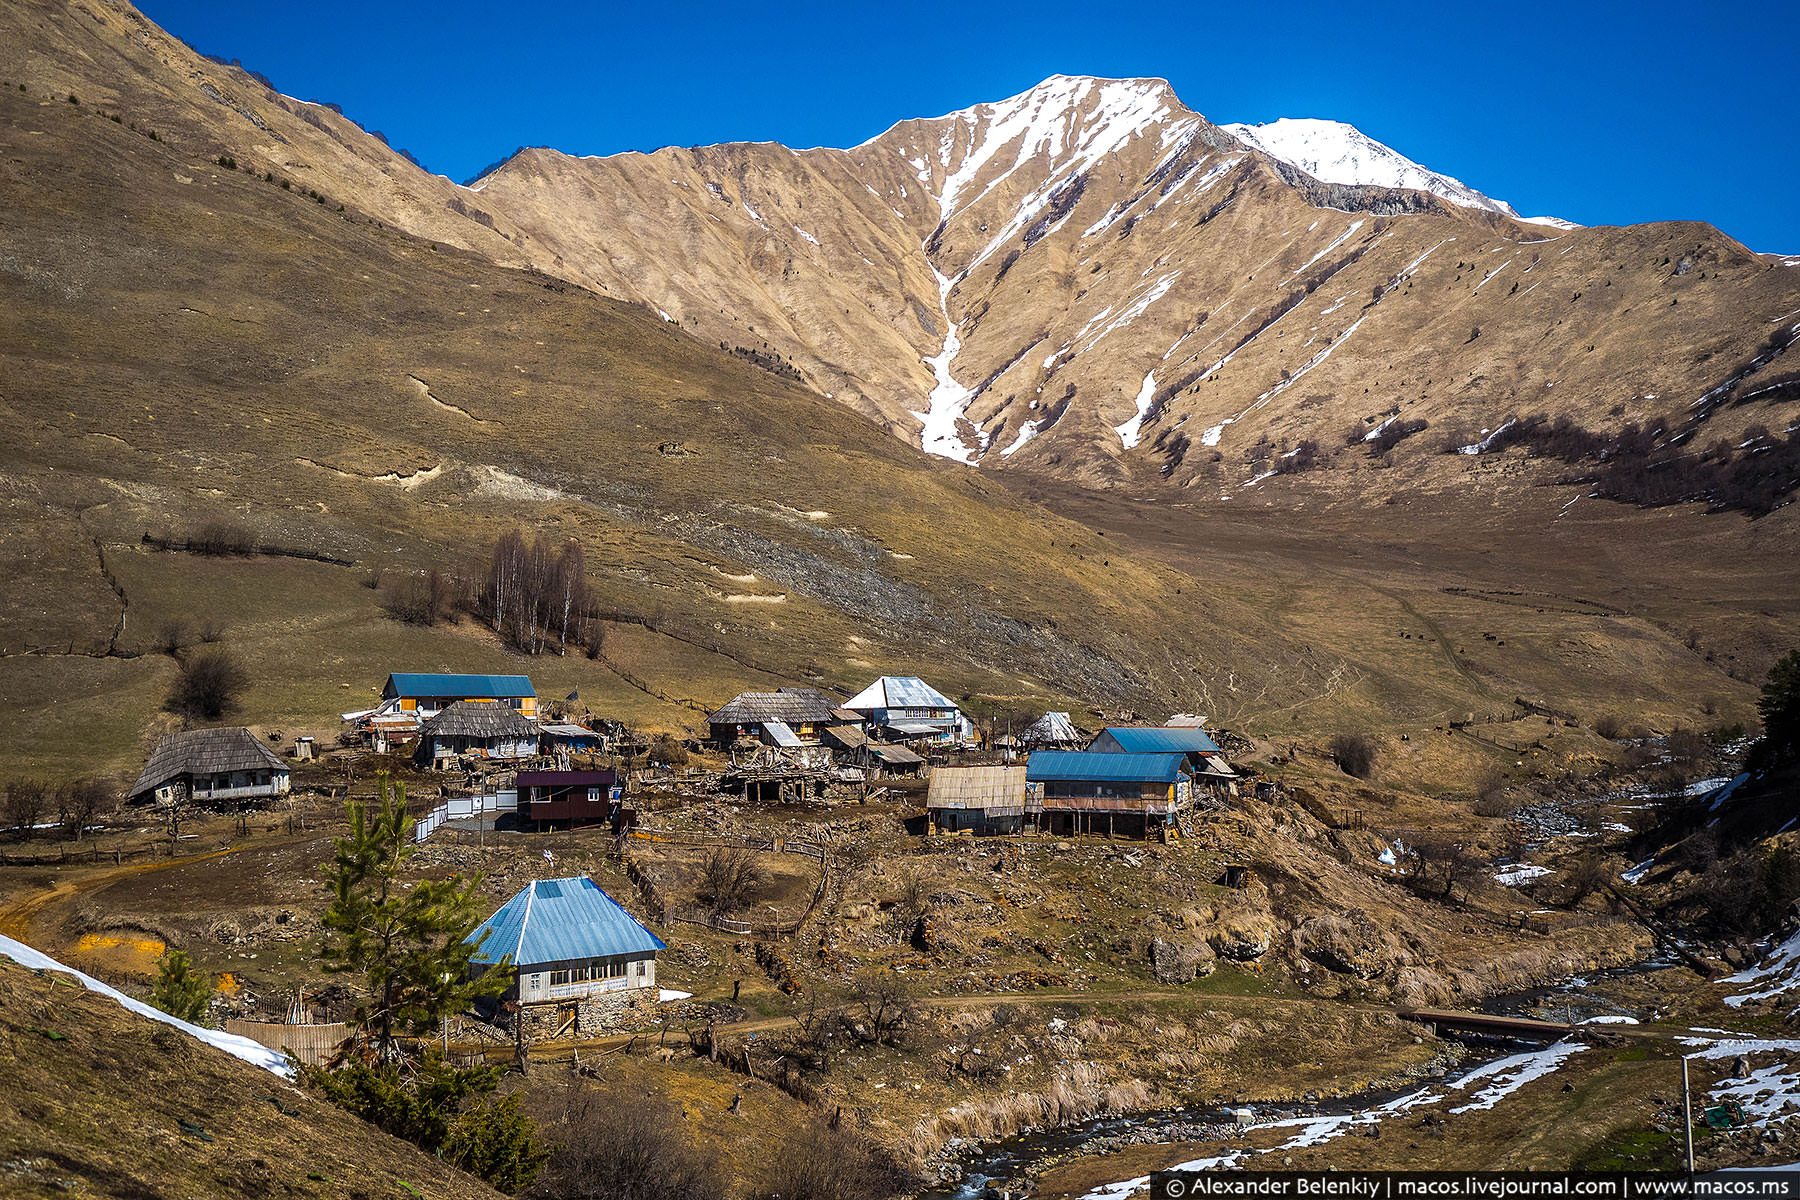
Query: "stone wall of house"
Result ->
[[517, 985, 659, 1042]]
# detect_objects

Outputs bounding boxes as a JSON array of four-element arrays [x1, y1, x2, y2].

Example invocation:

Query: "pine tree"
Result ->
[[1758, 649, 1800, 767], [151, 948, 212, 1023], [319, 772, 508, 1058]]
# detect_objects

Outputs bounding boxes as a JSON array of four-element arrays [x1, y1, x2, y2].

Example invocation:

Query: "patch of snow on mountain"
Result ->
[[1289, 218, 1366, 279], [1224, 117, 1538, 221], [1114, 371, 1158, 450], [910, 264, 987, 463]]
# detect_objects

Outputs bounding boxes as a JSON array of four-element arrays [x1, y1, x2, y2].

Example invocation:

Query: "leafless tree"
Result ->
[[3, 780, 47, 840], [59, 778, 110, 841], [841, 971, 919, 1047], [166, 649, 246, 721], [700, 847, 762, 915]]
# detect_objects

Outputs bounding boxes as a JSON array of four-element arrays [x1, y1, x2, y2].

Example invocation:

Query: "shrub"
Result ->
[[1328, 733, 1377, 779], [304, 1051, 547, 1194], [166, 649, 247, 721], [534, 1082, 724, 1200], [189, 520, 255, 556], [378, 570, 454, 626], [153, 617, 192, 656], [151, 949, 213, 1023], [761, 1119, 902, 1200], [1593, 714, 1623, 740]]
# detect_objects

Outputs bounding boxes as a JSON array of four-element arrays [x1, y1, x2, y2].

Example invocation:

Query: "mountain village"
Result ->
[[2, 2, 1798, 1197]]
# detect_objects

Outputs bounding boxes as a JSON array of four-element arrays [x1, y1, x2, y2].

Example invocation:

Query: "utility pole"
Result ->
[[1682, 1055, 1695, 1175]]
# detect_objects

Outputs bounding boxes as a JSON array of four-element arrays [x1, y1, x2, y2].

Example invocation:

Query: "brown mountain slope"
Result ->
[[468, 76, 1800, 490], [0, 953, 503, 1200], [0, 57, 1351, 776]]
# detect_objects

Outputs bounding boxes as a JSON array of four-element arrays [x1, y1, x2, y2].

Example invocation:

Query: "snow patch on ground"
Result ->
[[0, 933, 292, 1077], [1114, 371, 1159, 450], [1721, 931, 1800, 1010], [1494, 863, 1552, 886]]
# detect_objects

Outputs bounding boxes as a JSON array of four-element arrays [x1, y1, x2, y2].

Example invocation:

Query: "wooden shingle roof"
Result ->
[[418, 701, 538, 740], [130, 727, 287, 799]]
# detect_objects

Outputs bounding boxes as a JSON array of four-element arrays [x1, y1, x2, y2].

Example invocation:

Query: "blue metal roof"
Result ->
[[385, 672, 536, 699], [1094, 726, 1223, 755], [1026, 751, 1190, 783], [467, 875, 665, 967]]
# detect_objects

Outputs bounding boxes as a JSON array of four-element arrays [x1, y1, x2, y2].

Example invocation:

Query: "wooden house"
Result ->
[[704, 687, 851, 747], [465, 875, 665, 1040], [382, 672, 538, 719], [926, 765, 1029, 834], [515, 769, 618, 831], [843, 675, 971, 744], [1024, 750, 1194, 839], [415, 701, 539, 769], [128, 727, 291, 807]]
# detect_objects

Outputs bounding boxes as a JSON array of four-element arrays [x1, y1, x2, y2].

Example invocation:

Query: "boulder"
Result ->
[[1150, 936, 1218, 983]]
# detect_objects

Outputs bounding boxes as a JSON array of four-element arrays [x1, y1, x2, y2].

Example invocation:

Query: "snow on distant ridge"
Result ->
[[1224, 117, 1577, 229]]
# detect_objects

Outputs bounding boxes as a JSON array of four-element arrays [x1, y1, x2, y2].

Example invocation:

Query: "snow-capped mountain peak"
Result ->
[[1224, 117, 1535, 221]]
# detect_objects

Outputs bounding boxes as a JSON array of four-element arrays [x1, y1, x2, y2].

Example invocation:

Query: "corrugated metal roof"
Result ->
[[927, 765, 1027, 807], [843, 676, 957, 711], [1026, 751, 1189, 783], [763, 720, 803, 747], [385, 673, 536, 699], [467, 875, 665, 967], [539, 723, 600, 739], [1093, 726, 1223, 755], [1023, 711, 1081, 744]]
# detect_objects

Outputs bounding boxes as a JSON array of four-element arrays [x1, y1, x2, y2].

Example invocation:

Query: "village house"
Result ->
[[843, 675, 972, 745], [704, 686, 856, 748], [465, 875, 666, 1040], [1088, 725, 1238, 794], [382, 672, 538, 719], [925, 764, 1029, 834], [415, 701, 540, 769], [515, 769, 618, 831], [128, 727, 292, 807], [1021, 711, 1082, 748], [1024, 750, 1195, 839]]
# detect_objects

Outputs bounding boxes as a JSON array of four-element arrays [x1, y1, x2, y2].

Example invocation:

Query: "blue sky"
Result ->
[[143, 1, 1796, 253]]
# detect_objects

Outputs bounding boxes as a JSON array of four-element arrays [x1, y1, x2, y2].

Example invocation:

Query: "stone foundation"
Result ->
[[517, 986, 659, 1042]]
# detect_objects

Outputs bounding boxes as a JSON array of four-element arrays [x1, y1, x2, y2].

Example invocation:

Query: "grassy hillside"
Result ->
[[0, 952, 504, 1199], [0, 76, 1345, 777]]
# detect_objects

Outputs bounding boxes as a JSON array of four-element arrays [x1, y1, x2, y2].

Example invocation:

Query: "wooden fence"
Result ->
[[223, 1019, 348, 1067], [621, 829, 831, 940]]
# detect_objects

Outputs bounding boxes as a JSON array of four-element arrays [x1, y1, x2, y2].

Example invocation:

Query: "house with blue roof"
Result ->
[[466, 875, 667, 1039], [1024, 750, 1195, 839], [382, 672, 538, 719], [1088, 726, 1239, 795]]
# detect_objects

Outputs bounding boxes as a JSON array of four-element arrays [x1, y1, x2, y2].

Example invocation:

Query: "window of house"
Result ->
[[549, 969, 570, 986], [633, 960, 645, 977], [526, 973, 543, 991], [571, 965, 589, 982], [587, 788, 601, 803]]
